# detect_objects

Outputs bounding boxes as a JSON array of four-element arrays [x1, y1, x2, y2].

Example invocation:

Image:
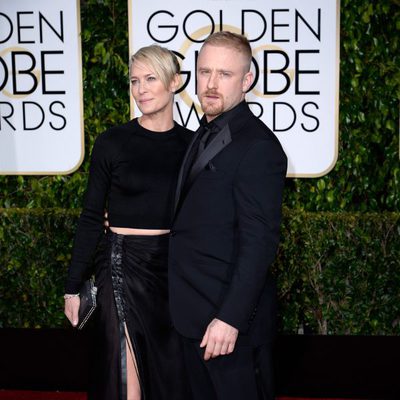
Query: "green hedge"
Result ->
[[276, 210, 400, 335], [0, 209, 79, 329], [1, 208, 398, 334]]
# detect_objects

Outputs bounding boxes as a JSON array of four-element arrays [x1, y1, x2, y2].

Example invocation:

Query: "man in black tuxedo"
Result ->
[[169, 31, 287, 399]]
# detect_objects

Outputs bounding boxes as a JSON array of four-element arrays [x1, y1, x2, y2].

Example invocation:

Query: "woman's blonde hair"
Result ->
[[129, 45, 180, 89]]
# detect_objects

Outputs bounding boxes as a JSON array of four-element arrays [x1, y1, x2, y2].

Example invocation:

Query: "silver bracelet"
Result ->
[[64, 293, 80, 300]]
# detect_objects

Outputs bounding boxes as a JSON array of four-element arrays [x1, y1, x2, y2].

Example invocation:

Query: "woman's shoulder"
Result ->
[[98, 119, 137, 142], [91, 120, 138, 160], [95, 119, 138, 146]]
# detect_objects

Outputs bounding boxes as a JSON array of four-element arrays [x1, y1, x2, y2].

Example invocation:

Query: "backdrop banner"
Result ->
[[129, 0, 340, 177], [0, 0, 83, 175]]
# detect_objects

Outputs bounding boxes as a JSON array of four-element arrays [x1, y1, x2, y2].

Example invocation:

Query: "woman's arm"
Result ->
[[65, 132, 113, 296]]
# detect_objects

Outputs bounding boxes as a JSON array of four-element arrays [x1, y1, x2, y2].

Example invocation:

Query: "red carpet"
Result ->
[[0, 392, 86, 400], [0, 392, 361, 400]]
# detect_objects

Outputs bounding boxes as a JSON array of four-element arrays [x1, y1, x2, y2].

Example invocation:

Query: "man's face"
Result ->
[[196, 44, 253, 121]]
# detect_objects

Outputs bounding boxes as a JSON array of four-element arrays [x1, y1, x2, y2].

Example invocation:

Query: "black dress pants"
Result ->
[[181, 335, 275, 400]]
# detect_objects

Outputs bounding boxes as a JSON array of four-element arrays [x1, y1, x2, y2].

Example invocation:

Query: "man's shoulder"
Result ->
[[237, 113, 279, 144], [249, 112, 272, 133], [235, 114, 287, 163], [227, 103, 274, 140]]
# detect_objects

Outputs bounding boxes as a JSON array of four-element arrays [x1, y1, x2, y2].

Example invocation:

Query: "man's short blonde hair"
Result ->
[[202, 31, 252, 72], [129, 45, 180, 89]]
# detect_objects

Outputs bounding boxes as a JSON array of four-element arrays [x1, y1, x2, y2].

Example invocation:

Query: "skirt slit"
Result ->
[[109, 233, 144, 399], [88, 231, 189, 400]]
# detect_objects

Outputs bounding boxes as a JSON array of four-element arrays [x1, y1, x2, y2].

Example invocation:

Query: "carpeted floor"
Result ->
[[0, 392, 86, 400]]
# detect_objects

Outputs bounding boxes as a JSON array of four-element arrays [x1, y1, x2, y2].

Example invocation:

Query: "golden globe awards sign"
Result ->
[[0, 0, 83, 175], [129, 0, 340, 177]]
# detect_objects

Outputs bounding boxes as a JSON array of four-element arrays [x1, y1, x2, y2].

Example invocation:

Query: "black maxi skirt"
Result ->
[[88, 231, 190, 400]]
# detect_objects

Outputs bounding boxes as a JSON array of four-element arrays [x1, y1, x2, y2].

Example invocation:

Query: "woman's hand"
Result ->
[[64, 296, 80, 327]]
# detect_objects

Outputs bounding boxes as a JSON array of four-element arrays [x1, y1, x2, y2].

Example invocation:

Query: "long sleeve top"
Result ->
[[65, 118, 192, 293]]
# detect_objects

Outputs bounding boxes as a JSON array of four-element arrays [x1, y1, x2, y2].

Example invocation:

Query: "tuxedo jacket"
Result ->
[[168, 102, 287, 345]]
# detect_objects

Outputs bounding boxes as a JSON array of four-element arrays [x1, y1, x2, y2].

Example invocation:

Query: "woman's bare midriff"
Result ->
[[109, 227, 170, 235]]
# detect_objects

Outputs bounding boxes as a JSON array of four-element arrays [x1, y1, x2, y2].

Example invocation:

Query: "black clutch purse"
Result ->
[[78, 277, 97, 330]]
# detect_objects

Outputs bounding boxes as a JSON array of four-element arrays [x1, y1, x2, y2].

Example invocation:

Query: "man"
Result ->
[[169, 31, 287, 399]]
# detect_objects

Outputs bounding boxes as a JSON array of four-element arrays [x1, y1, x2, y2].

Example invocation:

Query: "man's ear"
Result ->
[[242, 71, 254, 93]]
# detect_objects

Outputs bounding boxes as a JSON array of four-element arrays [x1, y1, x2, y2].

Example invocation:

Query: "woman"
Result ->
[[64, 45, 193, 400]]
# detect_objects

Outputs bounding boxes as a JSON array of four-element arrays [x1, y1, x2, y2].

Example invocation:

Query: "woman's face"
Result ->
[[130, 61, 174, 117]]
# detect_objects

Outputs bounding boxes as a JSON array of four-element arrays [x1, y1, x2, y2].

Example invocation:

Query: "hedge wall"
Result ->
[[0, 0, 399, 332], [0, 208, 399, 334]]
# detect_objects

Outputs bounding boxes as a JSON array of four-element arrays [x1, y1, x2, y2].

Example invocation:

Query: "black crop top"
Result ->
[[65, 119, 193, 293]]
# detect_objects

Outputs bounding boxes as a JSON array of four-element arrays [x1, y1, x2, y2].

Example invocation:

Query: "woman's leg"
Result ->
[[125, 324, 141, 400]]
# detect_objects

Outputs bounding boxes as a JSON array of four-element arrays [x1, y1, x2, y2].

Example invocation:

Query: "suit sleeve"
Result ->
[[65, 133, 113, 293], [216, 138, 287, 333]]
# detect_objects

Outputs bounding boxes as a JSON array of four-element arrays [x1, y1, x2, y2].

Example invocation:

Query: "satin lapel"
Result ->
[[186, 124, 232, 188], [173, 126, 204, 215]]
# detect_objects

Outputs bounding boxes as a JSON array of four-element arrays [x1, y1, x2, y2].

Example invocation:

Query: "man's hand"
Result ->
[[64, 296, 80, 327], [200, 318, 239, 360]]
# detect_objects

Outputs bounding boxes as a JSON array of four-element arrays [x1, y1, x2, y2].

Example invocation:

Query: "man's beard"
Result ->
[[199, 91, 224, 117]]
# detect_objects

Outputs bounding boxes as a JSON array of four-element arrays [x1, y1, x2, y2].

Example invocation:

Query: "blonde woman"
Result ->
[[65, 45, 192, 400]]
